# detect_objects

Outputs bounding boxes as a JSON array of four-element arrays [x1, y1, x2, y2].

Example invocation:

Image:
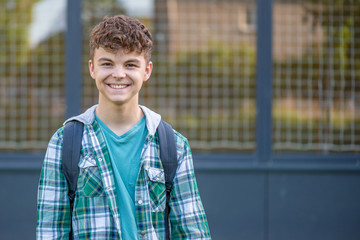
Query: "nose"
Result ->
[[112, 66, 126, 79]]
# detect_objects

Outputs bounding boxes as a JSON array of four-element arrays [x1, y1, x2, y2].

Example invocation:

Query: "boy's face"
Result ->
[[89, 47, 152, 108]]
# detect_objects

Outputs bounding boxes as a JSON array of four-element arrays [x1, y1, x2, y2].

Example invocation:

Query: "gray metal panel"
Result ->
[[268, 172, 360, 240], [1, 163, 360, 239], [196, 171, 266, 240], [0, 171, 39, 240]]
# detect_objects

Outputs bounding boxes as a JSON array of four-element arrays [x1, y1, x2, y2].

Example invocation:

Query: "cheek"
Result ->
[[90, 67, 100, 80], [92, 69, 109, 80]]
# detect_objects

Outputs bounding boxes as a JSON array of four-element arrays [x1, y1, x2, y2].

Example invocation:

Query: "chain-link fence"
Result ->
[[0, 0, 65, 150], [0, 0, 358, 153], [273, 0, 360, 152]]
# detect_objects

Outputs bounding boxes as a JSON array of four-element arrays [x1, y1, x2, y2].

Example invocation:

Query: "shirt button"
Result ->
[[98, 158, 103, 162], [138, 200, 143, 205], [141, 230, 146, 236]]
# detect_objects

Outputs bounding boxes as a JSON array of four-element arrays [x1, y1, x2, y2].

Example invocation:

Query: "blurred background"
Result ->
[[0, 0, 359, 239]]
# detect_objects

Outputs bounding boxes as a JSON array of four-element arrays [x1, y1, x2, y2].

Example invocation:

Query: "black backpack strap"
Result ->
[[61, 120, 84, 240], [157, 120, 178, 240]]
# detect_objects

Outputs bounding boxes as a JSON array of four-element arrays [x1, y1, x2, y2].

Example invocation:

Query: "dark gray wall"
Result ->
[[197, 168, 360, 240], [0, 170, 39, 240], [1, 160, 360, 240]]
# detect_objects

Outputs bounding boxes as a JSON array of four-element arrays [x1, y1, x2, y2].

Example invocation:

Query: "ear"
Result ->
[[144, 61, 153, 82], [89, 60, 95, 79]]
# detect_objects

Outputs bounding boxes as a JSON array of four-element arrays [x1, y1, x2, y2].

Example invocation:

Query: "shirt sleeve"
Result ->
[[169, 133, 211, 239], [36, 128, 72, 240]]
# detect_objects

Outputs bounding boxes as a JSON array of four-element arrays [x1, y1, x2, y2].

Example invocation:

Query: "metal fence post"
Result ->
[[65, 0, 83, 119], [256, 1, 273, 240], [256, 0, 273, 164]]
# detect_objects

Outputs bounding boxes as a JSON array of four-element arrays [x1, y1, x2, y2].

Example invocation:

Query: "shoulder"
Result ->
[[48, 125, 65, 146], [173, 129, 189, 147], [158, 120, 191, 149], [171, 128, 194, 164]]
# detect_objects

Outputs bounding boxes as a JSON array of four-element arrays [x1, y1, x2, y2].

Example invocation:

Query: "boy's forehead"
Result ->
[[93, 47, 145, 61]]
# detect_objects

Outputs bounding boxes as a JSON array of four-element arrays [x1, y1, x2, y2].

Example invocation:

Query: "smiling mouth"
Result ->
[[109, 84, 128, 89]]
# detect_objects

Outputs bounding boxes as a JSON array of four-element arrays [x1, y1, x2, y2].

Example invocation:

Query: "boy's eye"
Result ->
[[126, 63, 137, 68], [101, 62, 112, 66]]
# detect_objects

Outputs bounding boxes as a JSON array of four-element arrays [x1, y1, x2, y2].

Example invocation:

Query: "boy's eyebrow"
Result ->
[[126, 58, 141, 64], [97, 57, 141, 64], [98, 57, 113, 62]]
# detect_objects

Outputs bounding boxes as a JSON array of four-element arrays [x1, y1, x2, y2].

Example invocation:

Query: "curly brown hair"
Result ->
[[89, 15, 153, 62]]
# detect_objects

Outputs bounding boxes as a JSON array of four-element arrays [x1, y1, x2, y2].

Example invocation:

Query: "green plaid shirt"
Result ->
[[37, 105, 211, 239]]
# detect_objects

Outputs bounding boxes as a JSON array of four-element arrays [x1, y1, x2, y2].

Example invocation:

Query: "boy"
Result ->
[[36, 15, 211, 239]]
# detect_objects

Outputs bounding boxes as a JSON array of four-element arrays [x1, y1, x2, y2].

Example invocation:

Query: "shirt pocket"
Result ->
[[79, 155, 106, 197], [146, 167, 166, 212]]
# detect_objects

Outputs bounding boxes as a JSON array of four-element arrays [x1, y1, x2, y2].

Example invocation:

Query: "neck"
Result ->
[[95, 102, 143, 136]]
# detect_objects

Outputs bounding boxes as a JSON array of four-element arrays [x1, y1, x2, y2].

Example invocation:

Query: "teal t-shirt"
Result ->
[[95, 114, 148, 240]]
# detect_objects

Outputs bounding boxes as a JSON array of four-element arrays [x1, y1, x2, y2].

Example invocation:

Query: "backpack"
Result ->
[[61, 120, 177, 240]]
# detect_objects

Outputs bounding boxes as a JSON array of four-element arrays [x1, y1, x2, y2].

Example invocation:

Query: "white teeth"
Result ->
[[110, 84, 127, 89]]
